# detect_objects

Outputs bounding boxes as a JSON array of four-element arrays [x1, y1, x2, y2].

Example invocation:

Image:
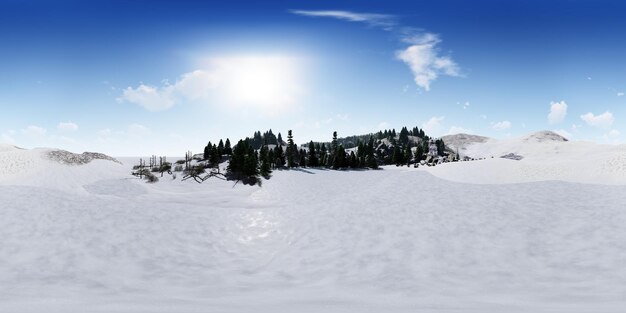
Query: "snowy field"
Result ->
[[1, 142, 626, 312]]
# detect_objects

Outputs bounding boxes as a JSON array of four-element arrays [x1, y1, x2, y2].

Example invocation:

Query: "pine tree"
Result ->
[[299, 151, 307, 168], [203, 142, 211, 160], [404, 144, 413, 166], [349, 151, 357, 168], [333, 145, 346, 169], [259, 145, 271, 178], [307, 140, 319, 167], [286, 130, 295, 168], [224, 138, 232, 155], [392, 145, 403, 166], [415, 144, 424, 163], [218, 139, 224, 156], [277, 132, 283, 146], [275, 145, 285, 168], [399, 127, 409, 145]]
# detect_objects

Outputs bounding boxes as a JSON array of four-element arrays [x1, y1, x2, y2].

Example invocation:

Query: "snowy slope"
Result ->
[[2, 142, 626, 312], [428, 131, 626, 184], [440, 133, 490, 153], [0, 146, 126, 192]]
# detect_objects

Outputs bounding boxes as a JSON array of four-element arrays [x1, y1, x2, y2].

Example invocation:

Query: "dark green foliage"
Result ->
[[218, 139, 224, 156], [332, 145, 346, 169], [286, 130, 296, 168], [274, 145, 285, 168], [415, 144, 424, 162], [299, 151, 307, 168], [224, 138, 232, 155], [307, 140, 319, 167], [392, 145, 403, 166], [399, 126, 409, 145], [404, 145, 413, 166], [227, 138, 260, 185]]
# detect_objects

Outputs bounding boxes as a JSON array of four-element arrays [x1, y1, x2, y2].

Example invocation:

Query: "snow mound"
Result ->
[[440, 133, 490, 152], [47, 150, 121, 165], [522, 130, 568, 142], [0, 146, 126, 192]]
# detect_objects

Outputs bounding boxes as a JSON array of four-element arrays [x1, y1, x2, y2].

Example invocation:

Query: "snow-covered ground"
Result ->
[[1, 141, 626, 312], [428, 131, 626, 184]]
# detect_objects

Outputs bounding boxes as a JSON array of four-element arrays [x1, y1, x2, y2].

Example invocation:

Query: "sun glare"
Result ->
[[208, 55, 303, 112]]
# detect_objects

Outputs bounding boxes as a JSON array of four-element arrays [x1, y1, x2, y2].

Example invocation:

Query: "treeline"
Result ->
[[203, 126, 449, 185]]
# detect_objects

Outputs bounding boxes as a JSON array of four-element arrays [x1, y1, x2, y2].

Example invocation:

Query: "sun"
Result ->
[[208, 55, 304, 112]]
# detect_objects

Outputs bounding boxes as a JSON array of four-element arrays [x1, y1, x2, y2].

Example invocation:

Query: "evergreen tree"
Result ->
[[415, 144, 424, 162], [259, 145, 271, 178], [349, 151, 357, 168], [307, 140, 319, 167], [224, 138, 232, 155], [203, 141, 212, 160], [218, 139, 224, 156], [399, 127, 409, 145], [286, 130, 296, 168], [268, 148, 275, 169], [227, 139, 260, 184], [299, 151, 307, 167], [404, 145, 413, 166], [277, 132, 283, 146], [392, 145, 403, 166], [275, 145, 285, 167], [333, 145, 346, 169]]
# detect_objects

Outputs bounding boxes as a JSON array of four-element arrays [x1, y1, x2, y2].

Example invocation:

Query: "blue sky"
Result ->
[[1, 0, 625, 155]]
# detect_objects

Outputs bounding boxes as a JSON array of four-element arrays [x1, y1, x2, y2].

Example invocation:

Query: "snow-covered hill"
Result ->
[[440, 133, 490, 153], [428, 131, 626, 184], [0, 145, 125, 192]]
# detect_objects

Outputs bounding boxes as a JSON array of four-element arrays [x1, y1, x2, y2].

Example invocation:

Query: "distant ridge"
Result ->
[[522, 130, 568, 142], [440, 133, 490, 152]]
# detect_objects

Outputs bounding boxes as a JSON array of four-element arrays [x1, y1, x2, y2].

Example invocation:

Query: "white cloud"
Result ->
[[447, 126, 473, 135], [128, 123, 151, 138], [462, 101, 470, 109], [608, 129, 620, 137], [21, 125, 47, 137], [617, 92, 624, 97], [580, 111, 614, 129], [421, 116, 445, 135], [57, 121, 79, 132], [120, 57, 301, 113], [548, 100, 567, 124], [377, 122, 390, 130], [290, 10, 395, 29], [395, 33, 460, 91], [480, 114, 487, 120], [492, 120, 512, 131], [119, 84, 176, 111], [553, 129, 572, 139], [292, 10, 459, 92]]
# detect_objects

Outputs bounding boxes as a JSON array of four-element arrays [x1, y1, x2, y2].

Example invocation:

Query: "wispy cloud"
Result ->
[[21, 125, 47, 137], [492, 120, 512, 131], [292, 9, 460, 91], [290, 10, 395, 29], [57, 121, 79, 132], [580, 111, 614, 129]]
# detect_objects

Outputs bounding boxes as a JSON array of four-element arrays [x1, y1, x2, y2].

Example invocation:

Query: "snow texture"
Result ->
[[1, 140, 626, 312]]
